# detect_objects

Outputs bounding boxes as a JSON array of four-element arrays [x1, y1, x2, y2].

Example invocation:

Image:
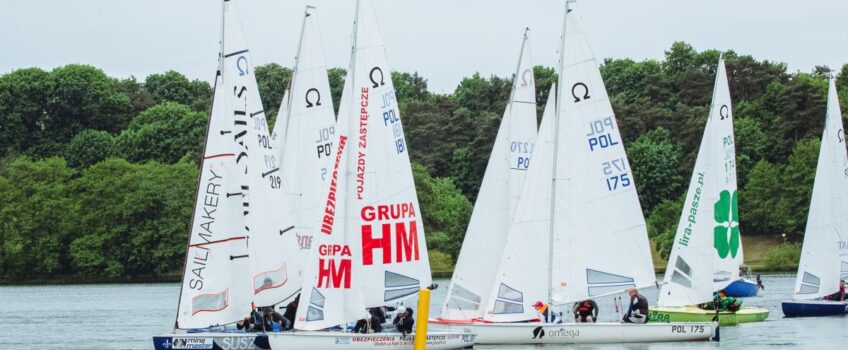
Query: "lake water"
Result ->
[[0, 275, 845, 349]]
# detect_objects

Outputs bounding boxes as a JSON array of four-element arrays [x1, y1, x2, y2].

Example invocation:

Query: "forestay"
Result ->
[[294, 0, 431, 331], [659, 58, 739, 306], [483, 4, 654, 322], [278, 6, 338, 262], [792, 79, 848, 300], [222, 0, 301, 307], [442, 29, 538, 321]]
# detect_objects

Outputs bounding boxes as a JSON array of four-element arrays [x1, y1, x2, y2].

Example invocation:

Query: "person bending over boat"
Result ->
[[353, 311, 382, 334], [572, 299, 598, 323], [703, 290, 742, 312], [823, 280, 846, 301], [532, 301, 562, 323], [622, 288, 648, 324], [260, 306, 288, 331], [392, 307, 415, 335]]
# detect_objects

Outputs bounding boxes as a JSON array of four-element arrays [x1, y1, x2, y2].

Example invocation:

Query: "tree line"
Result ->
[[1, 42, 846, 281]]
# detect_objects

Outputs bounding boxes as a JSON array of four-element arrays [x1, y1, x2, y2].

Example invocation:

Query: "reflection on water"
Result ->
[[0, 275, 845, 349]]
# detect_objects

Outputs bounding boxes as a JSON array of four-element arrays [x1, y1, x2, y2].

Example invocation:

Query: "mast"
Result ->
[[282, 5, 314, 143], [508, 28, 531, 107], [172, 0, 227, 330], [547, 0, 572, 308]]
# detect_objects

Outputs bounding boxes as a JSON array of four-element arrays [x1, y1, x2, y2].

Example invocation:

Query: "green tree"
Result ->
[[647, 197, 683, 259], [117, 103, 207, 164], [328, 67, 347, 115], [144, 70, 211, 112], [0, 68, 49, 156], [67, 159, 197, 277], [254, 63, 292, 125], [412, 163, 472, 259], [627, 127, 684, 212], [0, 157, 74, 279], [65, 129, 117, 169]]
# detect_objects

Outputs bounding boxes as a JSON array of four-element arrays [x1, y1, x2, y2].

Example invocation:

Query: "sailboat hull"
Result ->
[[648, 306, 769, 325], [266, 331, 475, 349], [781, 300, 848, 317], [431, 321, 713, 344], [153, 333, 269, 350], [724, 279, 761, 297]]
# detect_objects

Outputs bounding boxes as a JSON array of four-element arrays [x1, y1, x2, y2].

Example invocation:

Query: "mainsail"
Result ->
[[270, 89, 290, 149], [441, 29, 538, 321], [294, 0, 431, 330], [221, 0, 301, 307], [659, 58, 739, 307], [792, 79, 848, 300], [278, 6, 338, 262], [483, 3, 654, 322], [175, 0, 253, 329]]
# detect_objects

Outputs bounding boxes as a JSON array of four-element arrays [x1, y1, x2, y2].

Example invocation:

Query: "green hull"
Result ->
[[648, 306, 769, 326]]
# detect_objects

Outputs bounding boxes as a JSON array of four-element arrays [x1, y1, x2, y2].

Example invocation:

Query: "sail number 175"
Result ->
[[603, 158, 631, 191]]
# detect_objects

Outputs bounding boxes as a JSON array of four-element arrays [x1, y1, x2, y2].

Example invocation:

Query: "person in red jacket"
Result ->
[[572, 299, 598, 323]]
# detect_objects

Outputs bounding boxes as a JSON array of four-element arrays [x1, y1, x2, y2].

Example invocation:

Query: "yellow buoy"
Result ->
[[413, 288, 431, 350]]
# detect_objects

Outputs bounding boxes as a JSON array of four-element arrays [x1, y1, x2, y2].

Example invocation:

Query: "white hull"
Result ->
[[433, 322, 713, 344], [153, 333, 269, 350], [267, 331, 475, 349]]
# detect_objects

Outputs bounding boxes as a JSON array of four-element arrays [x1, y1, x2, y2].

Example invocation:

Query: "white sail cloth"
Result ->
[[792, 79, 848, 300], [294, 0, 431, 331], [442, 30, 538, 321]]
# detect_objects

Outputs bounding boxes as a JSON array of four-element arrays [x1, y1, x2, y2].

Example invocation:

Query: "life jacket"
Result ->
[[577, 301, 593, 313]]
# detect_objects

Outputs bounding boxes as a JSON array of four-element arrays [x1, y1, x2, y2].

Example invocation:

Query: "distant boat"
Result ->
[[437, 27, 539, 323], [782, 79, 848, 318], [651, 56, 768, 326], [434, 1, 713, 344]]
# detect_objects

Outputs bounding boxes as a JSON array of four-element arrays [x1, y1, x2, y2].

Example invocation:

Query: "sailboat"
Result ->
[[274, 6, 338, 264], [154, 1, 300, 349], [435, 27, 539, 324], [262, 0, 474, 348], [782, 79, 848, 317], [435, 2, 712, 344], [649, 57, 769, 326]]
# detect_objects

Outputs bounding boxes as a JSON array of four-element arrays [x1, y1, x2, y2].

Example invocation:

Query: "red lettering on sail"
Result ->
[[357, 88, 368, 200], [321, 135, 347, 235], [317, 258, 351, 289], [395, 222, 419, 263], [362, 224, 392, 265]]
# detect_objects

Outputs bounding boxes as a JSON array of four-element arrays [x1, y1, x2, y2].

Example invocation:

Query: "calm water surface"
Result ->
[[0, 275, 845, 349]]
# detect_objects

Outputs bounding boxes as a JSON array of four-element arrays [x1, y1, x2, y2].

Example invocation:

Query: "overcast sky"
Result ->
[[2, 0, 846, 93]]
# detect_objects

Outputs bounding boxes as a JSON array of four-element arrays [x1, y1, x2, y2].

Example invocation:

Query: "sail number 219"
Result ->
[[603, 158, 631, 191]]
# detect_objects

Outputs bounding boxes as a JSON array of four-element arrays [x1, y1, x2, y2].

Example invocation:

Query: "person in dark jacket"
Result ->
[[824, 280, 846, 301], [262, 307, 287, 331], [392, 307, 415, 335], [353, 311, 383, 334], [622, 288, 648, 324], [572, 299, 598, 323], [282, 294, 300, 330]]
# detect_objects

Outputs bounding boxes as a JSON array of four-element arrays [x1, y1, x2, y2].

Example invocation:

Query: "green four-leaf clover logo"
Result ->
[[714, 190, 740, 259]]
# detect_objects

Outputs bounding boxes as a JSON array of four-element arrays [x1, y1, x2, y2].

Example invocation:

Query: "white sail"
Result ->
[[175, 3, 252, 329], [483, 4, 655, 322], [441, 29, 538, 321], [792, 79, 848, 300], [223, 0, 301, 307], [659, 58, 739, 306], [278, 6, 338, 262], [270, 89, 290, 149], [295, 0, 431, 330]]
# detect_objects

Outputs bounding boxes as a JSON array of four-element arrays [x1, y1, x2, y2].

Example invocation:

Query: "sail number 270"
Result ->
[[603, 158, 631, 191]]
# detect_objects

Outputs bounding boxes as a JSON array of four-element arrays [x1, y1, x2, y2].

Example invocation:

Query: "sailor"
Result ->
[[353, 310, 383, 334], [714, 289, 743, 312], [282, 294, 300, 330], [262, 306, 287, 331], [572, 299, 599, 323], [622, 288, 648, 324], [824, 280, 846, 301], [392, 307, 415, 335], [532, 301, 561, 323]]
